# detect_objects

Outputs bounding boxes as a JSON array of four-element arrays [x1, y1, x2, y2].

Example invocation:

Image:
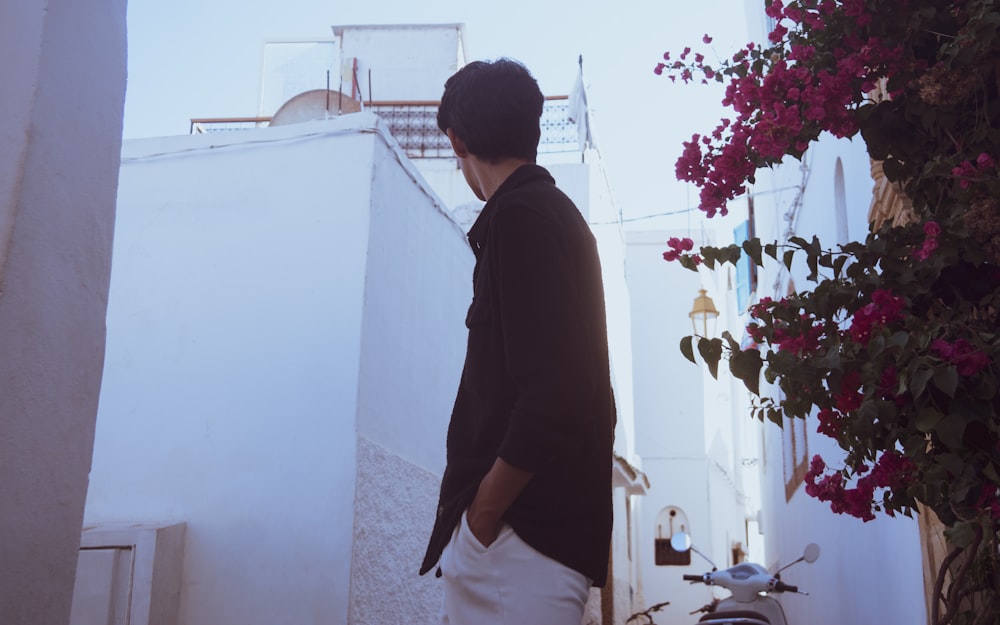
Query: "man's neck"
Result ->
[[467, 157, 534, 201]]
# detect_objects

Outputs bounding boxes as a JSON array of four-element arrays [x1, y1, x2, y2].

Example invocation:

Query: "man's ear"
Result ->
[[446, 129, 470, 158]]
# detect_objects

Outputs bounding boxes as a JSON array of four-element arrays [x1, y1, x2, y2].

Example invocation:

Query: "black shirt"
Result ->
[[419, 164, 616, 586]]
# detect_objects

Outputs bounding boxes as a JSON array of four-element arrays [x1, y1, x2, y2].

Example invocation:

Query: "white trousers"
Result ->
[[440, 511, 591, 625]]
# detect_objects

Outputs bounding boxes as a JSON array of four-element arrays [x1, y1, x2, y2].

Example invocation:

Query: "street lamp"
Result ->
[[689, 288, 719, 337]]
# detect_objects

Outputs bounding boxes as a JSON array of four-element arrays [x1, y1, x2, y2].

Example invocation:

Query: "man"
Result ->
[[419, 58, 616, 625]]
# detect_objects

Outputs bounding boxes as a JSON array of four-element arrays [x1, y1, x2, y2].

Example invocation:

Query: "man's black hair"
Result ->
[[437, 58, 544, 163]]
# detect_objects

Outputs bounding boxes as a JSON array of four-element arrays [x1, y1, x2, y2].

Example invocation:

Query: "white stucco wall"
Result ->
[[624, 217, 762, 623], [335, 24, 464, 102], [87, 114, 468, 625], [0, 1, 126, 623], [752, 136, 927, 624], [625, 229, 711, 622], [355, 138, 470, 472], [349, 134, 471, 624], [259, 39, 340, 117]]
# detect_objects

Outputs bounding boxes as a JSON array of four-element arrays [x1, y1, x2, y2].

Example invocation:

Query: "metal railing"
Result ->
[[189, 96, 581, 158], [189, 117, 271, 134]]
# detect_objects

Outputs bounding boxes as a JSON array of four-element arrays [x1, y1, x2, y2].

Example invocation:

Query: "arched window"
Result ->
[[653, 506, 691, 566]]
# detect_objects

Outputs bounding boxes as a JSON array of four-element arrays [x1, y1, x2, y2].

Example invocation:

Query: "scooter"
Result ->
[[670, 532, 820, 625]]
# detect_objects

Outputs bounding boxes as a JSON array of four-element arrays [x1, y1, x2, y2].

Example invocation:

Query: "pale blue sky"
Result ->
[[123, 0, 753, 219]]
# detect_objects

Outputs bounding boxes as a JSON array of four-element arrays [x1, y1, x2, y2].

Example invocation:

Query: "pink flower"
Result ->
[[931, 338, 991, 376], [977, 486, 1000, 520], [817, 408, 844, 438], [834, 370, 863, 412], [848, 290, 905, 344], [662, 237, 696, 263], [769, 23, 789, 43], [913, 220, 942, 260], [765, 0, 784, 19], [952, 156, 993, 188], [702, 34, 713, 44]]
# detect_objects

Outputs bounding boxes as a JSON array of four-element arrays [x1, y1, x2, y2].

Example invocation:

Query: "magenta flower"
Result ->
[[932, 338, 991, 376], [661, 237, 696, 263]]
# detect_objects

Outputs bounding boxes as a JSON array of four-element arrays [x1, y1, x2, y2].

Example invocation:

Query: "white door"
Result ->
[[70, 547, 133, 625]]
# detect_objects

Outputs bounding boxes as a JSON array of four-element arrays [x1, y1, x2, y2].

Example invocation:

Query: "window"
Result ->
[[653, 506, 692, 566]]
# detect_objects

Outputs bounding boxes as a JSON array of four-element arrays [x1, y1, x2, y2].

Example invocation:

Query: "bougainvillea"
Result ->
[[658, 2, 1000, 623]]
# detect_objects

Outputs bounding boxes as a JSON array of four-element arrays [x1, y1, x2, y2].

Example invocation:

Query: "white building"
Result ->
[[623, 209, 765, 624], [79, 23, 650, 625], [619, 2, 932, 622], [83, 113, 471, 625], [0, 2, 126, 625], [652, 4, 930, 624], [747, 121, 928, 624]]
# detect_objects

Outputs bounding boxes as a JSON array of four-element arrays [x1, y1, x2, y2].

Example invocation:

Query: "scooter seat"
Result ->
[[698, 609, 771, 625]]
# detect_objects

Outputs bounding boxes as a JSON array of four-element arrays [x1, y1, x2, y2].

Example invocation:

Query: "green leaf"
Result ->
[[764, 242, 778, 260], [806, 253, 818, 282], [932, 366, 959, 398], [934, 417, 967, 450], [742, 238, 763, 266], [887, 331, 909, 350], [697, 337, 723, 379], [915, 407, 943, 433], [730, 348, 763, 396], [721, 330, 740, 352], [944, 521, 976, 548], [783, 249, 795, 272], [679, 255, 702, 272], [680, 336, 696, 364], [910, 367, 933, 398], [868, 334, 885, 358], [833, 255, 848, 279]]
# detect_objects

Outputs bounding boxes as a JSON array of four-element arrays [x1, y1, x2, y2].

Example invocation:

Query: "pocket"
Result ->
[[461, 510, 491, 553]]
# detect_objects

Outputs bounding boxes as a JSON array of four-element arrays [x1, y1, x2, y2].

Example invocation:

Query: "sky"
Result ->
[[123, 0, 757, 222]]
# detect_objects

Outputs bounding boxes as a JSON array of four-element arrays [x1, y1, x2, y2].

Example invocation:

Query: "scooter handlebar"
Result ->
[[773, 581, 798, 593], [683, 574, 706, 582]]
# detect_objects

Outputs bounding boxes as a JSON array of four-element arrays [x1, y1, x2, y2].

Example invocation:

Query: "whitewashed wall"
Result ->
[[335, 24, 465, 102], [624, 223, 758, 623], [350, 134, 471, 624], [86, 114, 470, 625], [0, 1, 126, 624], [752, 136, 927, 624]]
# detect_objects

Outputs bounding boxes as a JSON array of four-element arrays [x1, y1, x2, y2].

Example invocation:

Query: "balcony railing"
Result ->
[[190, 96, 581, 159]]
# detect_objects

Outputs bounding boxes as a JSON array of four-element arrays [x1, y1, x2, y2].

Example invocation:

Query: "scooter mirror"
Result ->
[[802, 543, 820, 563], [670, 532, 692, 552]]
